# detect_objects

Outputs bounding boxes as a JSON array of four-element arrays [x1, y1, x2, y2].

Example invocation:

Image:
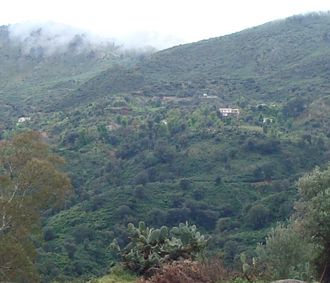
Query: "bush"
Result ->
[[296, 165, 330, 281], [72, 224, 95, 244], [255, 222, 314, 281], [246, 204, 270, 229], [216, 217, 240, 232], [137, 259, 232, 283], [43, 227, 56, 241], [146, 209, 167, 227], [111, 222, 208, 276], [133, 171, 149, 185], [179, 178, 192, 190]]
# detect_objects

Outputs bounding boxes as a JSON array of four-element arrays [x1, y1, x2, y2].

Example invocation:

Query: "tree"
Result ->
[[0, 131, 72, 282], [255, 222, 314, 281], [282, 97, 306, 118], [246, 204, 270, 229], [296, 166, 330, 282]]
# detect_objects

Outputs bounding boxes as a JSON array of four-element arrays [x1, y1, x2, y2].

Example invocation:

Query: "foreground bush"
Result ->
[[255, 222, 314, 281], [89, 265, 137, 283], [296, 166, 330, 282], [111, 222, 208, 276], [137, 259, 232, 283]]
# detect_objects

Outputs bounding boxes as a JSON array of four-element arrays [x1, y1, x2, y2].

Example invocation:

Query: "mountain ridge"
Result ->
[[64, 12, 330, 110]]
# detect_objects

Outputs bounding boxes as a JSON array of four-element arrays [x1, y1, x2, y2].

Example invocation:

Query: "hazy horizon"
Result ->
[[2, 0, 330, 50]]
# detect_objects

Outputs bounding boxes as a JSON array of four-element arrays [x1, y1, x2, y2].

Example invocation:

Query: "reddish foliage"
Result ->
[[137, 259, 233, 283]]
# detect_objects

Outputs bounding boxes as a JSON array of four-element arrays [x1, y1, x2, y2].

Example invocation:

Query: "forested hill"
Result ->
[[66, 13, 330, 108], [1, 13, 330, 282], [0, 23, 141, 126]]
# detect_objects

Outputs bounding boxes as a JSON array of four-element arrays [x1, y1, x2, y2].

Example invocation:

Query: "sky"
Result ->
[[2, 0, 330, 49]]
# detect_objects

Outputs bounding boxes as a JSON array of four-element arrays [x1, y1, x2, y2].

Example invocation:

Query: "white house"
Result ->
[[263, 117, 274, 123], [17, 117, 31, 123], [219, 108, 240, 117]]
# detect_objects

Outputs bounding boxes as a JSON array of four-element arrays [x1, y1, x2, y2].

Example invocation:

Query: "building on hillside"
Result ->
[[262, 117, 275, 124], [106, 122, 120, 131], [202, 93, 218, 99], [17, 117, 31, 123], [219, 108, 240, 117]]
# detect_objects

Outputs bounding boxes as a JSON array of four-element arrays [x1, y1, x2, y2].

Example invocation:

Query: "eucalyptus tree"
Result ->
[[0, 131, 72, 282]]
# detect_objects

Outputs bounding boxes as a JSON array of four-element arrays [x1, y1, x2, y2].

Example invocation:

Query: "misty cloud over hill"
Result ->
[[7, 22, 119, 56], [6, 21, 182, 56]]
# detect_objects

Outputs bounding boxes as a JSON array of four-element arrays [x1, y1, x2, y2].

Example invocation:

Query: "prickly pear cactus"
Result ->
[[148, 229, 160, 244], [159, 226, 168, 240], [113, 221, 208, 275]]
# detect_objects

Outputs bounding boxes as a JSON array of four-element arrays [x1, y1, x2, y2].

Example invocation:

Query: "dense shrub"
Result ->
[[255, 222, 314, 281], [111, 222, 208, 276], [246, 204, 270, 229], [138, 259, 232, 283]]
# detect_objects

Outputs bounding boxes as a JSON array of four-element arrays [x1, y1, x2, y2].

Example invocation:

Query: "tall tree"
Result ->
[[255, 222, 314, 280], [0, 131, 72, 282], [297, 165, 330, 282]]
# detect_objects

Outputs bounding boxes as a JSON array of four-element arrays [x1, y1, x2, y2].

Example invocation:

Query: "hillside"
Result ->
[[0, 23, 141, 129], [55, 13, 330, 135], [1, 14, 330, 282], [65, 13, 330, 101]]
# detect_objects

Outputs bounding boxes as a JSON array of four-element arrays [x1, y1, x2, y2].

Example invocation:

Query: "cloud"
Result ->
[[7, 21, 183, 56], [114, 30, 183, 50], [8, 21, 109, 55]]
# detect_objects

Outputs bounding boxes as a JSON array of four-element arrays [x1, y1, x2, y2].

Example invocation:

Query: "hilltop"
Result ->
[[69, 13, 330, 100]]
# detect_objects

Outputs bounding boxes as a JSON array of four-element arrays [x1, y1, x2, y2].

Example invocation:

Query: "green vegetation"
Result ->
[[255, 222, 314, 280], [111, 222, 207, 275], [0, 132, 72, 282], [0, 13, 330, 282], [296, 166, 330, 282], [252, 165, 330, 282], [89, 266, 137, 283]]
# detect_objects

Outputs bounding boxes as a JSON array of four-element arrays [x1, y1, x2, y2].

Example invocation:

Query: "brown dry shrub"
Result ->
[[137, 258, 233, 283], [201, 258, 233, 283]]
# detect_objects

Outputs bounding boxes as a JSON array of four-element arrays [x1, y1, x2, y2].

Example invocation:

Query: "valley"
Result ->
[[0, 13, 330, 282]]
